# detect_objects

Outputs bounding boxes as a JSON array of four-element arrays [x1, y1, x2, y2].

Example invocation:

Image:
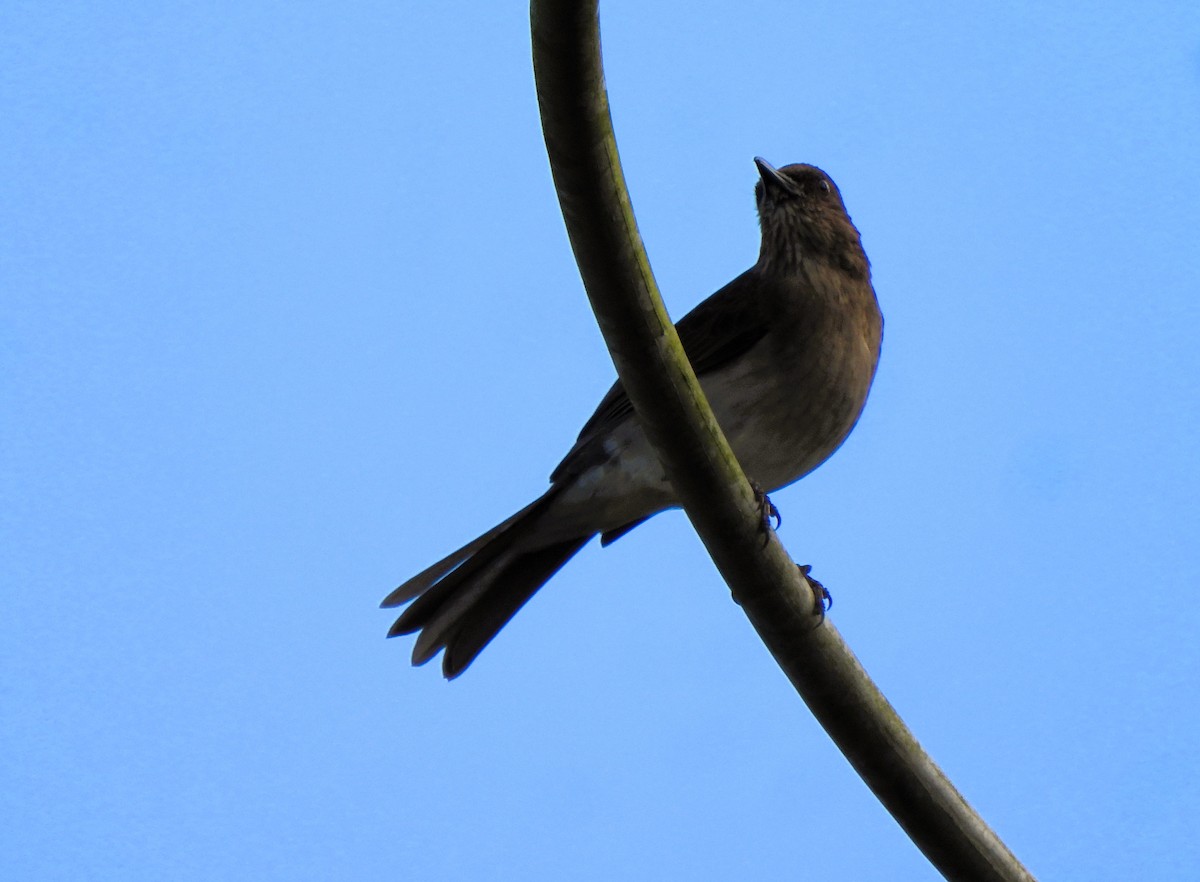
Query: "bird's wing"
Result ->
[[672, 268, 769, 377], [550, 270, 767, 482]]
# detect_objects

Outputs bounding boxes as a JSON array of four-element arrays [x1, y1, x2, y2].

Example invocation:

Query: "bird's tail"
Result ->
[[381, 488, 592, 678]]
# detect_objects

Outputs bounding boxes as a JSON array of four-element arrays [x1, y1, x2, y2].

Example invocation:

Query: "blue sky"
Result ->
[[3, 2, 1199, 879]]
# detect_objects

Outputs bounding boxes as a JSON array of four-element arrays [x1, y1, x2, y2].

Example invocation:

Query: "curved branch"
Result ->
[[529, 2, 1034, 880]]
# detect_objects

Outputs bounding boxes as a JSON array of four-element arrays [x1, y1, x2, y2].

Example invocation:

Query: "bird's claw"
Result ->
[[750, 481, 781, 545], [798, 564, 832, 621]]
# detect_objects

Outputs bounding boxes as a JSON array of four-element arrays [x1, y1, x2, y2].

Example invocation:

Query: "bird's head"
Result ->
[[753, 158, 868, 280]]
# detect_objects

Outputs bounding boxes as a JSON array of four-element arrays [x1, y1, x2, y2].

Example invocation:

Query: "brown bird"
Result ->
[[383, 158, 883, 678]]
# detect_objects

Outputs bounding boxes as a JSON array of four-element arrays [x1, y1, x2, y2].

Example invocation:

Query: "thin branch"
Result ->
[[529, 2, 1035, 880]]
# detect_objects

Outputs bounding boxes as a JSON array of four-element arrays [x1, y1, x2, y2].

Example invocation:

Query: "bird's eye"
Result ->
[[818, 179, 831, 193]]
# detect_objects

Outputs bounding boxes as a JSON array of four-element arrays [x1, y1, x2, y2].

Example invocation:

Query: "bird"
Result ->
[[382, 158, 883, 678]]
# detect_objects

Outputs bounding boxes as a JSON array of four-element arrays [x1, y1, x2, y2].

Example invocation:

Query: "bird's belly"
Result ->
[[703, 339, 874, 492], [554, 334, 876, 532]]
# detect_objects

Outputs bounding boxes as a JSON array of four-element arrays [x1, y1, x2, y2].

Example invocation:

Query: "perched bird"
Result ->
[[383, 158, 883, 678]]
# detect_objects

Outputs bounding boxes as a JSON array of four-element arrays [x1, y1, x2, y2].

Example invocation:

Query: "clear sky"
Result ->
[[4, 2, 1199, 880]]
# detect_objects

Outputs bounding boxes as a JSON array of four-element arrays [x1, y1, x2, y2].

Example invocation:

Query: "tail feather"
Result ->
[[388, 528, 518, 640], [380, 495, 552, 608], [406, 545, 512, 664], [439, 537, 590, 678], [384, 487, 594, 677]]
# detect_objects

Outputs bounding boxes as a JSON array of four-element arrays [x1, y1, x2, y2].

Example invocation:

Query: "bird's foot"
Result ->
[[750, 481, 781, 545], [799, 564, 832, 621]]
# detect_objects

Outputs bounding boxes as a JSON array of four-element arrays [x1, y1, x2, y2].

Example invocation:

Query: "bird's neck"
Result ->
[[757, 224, 870, 282]]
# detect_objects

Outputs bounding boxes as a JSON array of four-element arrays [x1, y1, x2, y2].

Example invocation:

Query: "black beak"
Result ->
[[754, 157, 796, 197]]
